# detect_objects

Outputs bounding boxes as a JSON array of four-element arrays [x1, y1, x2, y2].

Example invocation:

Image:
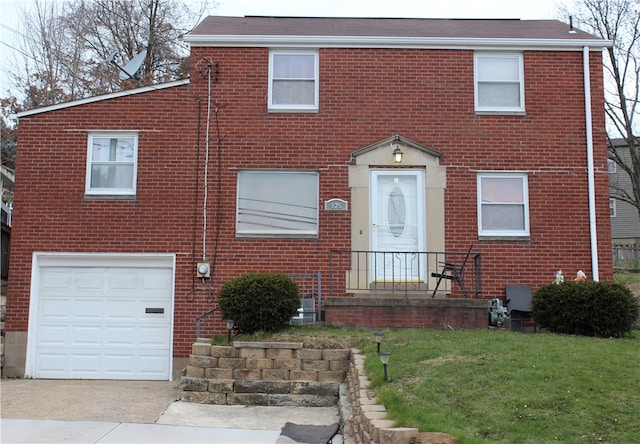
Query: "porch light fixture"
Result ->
[[379, 351, 391, 382], [226, 319, 235, 344], [393, 145, 403, 164], [373, 332, 384, 353]]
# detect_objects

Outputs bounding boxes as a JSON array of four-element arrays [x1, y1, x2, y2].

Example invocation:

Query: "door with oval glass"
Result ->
[[370, 170, 425, 282]]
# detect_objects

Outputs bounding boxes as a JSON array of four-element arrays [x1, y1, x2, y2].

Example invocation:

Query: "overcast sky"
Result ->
[[0, 0, 571, 97]]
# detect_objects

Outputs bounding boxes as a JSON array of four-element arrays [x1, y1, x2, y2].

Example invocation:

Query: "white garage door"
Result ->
[[27, 254, 174, 380]]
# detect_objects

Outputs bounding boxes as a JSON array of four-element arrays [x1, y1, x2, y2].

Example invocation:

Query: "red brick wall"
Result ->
[[7, 46, 612, 358]]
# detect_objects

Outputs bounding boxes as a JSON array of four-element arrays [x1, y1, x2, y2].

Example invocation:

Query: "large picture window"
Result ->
[[477, 173, 529, 237], [268, 50, 319, 112], [237, 170, 319, 237], [86, 132, 137, 196], [474, 53, 525, 113]]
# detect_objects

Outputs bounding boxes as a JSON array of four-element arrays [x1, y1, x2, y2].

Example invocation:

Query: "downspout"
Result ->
[[583, 46, 599, 281]]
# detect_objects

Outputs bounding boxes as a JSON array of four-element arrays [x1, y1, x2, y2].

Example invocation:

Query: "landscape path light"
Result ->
[[379, 351, 391, 382], [226, 319, 235, 344], [373, 331, 383, 353]]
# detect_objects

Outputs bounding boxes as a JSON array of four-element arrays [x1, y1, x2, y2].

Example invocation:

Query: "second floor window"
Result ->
[[474, 53, 525, 113], [269, 50, 319, 112], [86, 132, 137, 196]]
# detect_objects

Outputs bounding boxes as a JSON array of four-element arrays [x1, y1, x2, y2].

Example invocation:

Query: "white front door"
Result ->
[[371, 170, 425, 282]]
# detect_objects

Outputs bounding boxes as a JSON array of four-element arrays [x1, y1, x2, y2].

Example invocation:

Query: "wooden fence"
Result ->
[[612, 244, 640, 272]]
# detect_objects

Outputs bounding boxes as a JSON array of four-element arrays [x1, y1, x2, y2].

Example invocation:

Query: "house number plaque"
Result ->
[[325, 198, 348, 212]]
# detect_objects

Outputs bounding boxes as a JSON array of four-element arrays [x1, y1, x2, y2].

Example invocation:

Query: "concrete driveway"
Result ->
[[0, 379, 179, 423], [0, 379, 343, 443]]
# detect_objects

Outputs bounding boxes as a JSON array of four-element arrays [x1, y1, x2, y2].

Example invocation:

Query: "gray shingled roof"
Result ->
[[186, 16, 604, 44]]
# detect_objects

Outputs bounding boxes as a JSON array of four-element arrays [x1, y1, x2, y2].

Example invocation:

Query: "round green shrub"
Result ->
[[217, 273, 300, 334], [532, 281, 639, 338]]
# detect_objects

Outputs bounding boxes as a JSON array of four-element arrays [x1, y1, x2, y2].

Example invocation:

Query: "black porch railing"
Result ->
[[329, 250, 482, 298]]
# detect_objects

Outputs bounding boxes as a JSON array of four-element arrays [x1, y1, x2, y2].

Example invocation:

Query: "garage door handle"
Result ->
[[145, 308, 164, 314]]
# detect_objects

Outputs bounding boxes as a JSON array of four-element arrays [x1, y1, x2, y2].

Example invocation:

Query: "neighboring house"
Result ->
[[608, 138, 640, 245], [4, 17, 613, 380], [1, 166, 13, 280]]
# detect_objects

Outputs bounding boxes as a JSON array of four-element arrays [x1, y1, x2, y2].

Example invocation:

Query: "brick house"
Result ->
[[4, 17, 613, 380]]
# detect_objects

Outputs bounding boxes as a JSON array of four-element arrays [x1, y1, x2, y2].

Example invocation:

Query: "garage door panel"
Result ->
[[33, 257, 173, 380], [142, 270, 173, 290], [107, 270, 138, 291], [75, 299, 104, 320], [71, 354, 102, 374], [70, 326, 102, 346], [75, 270, 106, 291], [39, 298, 72, 320], [38, 325, 69, 345], [37, 353, 68, 376], [104, 326, 137, 346], [41, 270, 73, 290], [106, 300, 139, 321], [137, 353, 171, 377], [138, 326, 172, 347]]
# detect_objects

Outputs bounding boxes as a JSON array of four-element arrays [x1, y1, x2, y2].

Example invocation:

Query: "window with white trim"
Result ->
[[474, 53, 525, 113], [610, 199, 616, 217], [86, 132, 137, 196], [268, 50, 319, 111], [608, 159, 616, 173], [237, 170, 319, 237], [477, 173, 529, 237]]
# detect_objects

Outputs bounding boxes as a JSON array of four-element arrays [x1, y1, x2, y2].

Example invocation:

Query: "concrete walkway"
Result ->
[[0, 379, 343, 443]]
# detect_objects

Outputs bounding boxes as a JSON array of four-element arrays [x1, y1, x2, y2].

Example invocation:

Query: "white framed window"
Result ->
[[474, 53, 525, 113], [237, 170, 319, 237], [610, 199, 616, 217], [86, 132, 137, 196], [268, 50, 319, 112], [608, 159, 617, 173], [477, 172, 529, 237]]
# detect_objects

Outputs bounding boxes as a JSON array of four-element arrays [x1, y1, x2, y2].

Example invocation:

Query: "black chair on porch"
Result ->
[[431, 244, 474, 298]]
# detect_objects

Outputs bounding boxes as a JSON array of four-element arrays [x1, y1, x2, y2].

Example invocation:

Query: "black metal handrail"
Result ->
[[329, 249, 482, 298], [193, 306, 219, 340]]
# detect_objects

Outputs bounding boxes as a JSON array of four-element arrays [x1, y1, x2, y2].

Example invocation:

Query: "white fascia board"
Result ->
[[17, 79, 190, 118], [184, 35, 612, 51]]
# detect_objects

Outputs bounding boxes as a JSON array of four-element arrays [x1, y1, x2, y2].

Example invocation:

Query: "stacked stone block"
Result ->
[[179, 341, 350, 407]]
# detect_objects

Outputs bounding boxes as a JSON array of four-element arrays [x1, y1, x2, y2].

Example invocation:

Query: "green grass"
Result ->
[[614, 272, 640, 284], [255, 326, 640, 444]]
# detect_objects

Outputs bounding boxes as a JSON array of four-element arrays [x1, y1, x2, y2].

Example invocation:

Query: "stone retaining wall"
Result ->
[[178, 341, 349, 407], [179, 341, 457, 443]]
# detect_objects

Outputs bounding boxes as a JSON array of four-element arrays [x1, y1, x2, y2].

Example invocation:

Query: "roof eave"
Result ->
[[16, 79, 190, 119], [183, 35, 613, 50]]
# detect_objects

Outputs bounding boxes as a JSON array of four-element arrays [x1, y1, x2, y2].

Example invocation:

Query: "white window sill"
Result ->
[[268, 107, 319, 114], [478, 235, 531, 241], [236, 233, 319, 239], [84, 194, 136, 201], [475, 110, 526, 116]]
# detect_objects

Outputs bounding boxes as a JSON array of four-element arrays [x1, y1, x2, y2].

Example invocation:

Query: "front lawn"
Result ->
[[259, 326, 640, 443]]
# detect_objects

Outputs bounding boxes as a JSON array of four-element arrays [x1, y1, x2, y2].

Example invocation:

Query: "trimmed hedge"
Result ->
[[218, 273, 300, 334], [532, 281, 639, 338]]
